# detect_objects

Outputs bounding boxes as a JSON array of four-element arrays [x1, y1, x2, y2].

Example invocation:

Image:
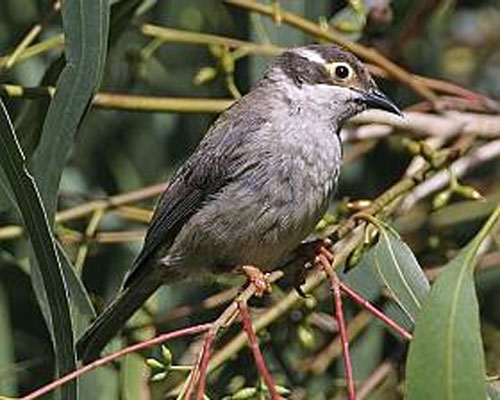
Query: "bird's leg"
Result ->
[[293, 238, 334, 296], [241, 265, 272, 297]]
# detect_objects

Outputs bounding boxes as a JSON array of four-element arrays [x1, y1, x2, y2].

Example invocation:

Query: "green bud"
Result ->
[[209, 44, 223, 57], [428, 235, 440, 249], [346, 199, 372, 211], [231, 387, 257, 399], [221, 53, 235, 74], [193, 67, 218, 86], [297, 325, 316, 350], [146, 358, 164, 370], [454, 184, 484, 201], [161, 345, 173, 368], [150, 371, 167, 382], [304, 295, 317, 309], [346, 243, 365, 270], [275, 385, 291, 395], [432, 190, 452, 210]]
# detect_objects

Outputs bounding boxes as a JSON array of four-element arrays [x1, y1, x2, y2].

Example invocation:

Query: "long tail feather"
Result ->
[[76, 269, 163, 363]]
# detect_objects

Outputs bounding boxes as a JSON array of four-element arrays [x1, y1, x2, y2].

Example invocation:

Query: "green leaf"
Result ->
[[406, 205, 500, 400], [0, 283, 17, 396], [369, 224, 430, 324], [57, 242, 96, 337], [32, 0, 110, 221], [0, 100, 77, 399]]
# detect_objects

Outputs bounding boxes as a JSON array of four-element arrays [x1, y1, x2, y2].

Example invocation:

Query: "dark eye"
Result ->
[[335, 65, 350, 79]]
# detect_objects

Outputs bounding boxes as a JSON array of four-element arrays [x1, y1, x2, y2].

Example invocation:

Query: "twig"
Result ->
[[1, 1, 61, 70], [193, 334, 215, 400], [357, 361, 393, 400], [238, 300, 282, 400], [141, 24, 281, 57], [304, 311, 372, 375], [400, 139, 500, 210], [339, 282, 412, 341], [74, 207, 105, 273], [0, 35, 64, 69], [127, 287, 240, 332], [336, 134, 473, 240], [0, 182, 167, 240], [318, 255, 356, 400], [0, 84, 235, 113], [21, 324, 211, 400], [344, 110, 500, 141], [224, 0, 438, 103], [180, 270, 284, 399]]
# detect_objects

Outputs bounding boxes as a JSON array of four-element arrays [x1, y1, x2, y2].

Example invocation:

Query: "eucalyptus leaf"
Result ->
[[0, 100, 77, 399], [0, 283, 16, 396], [369, 224, 430, 325], [406, 206, 500, 400], [32, 0, 110, 221]]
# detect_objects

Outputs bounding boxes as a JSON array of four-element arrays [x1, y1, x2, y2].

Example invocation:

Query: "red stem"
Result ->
[[238, 300, 282, 400], [22, 323, 212, 400], [339, 281, 413, 341], [195, 333, 215, 400], [328, 268, 356, 400]]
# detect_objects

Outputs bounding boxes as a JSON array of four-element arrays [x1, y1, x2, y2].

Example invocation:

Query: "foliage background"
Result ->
[[0, 0, 499, 399]]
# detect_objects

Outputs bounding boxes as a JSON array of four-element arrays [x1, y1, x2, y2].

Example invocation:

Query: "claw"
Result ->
[[242, 265, 271, 297], [295, 284, 308, 298]]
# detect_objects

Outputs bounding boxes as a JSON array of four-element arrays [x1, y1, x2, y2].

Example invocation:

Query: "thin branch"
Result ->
[[0, 34, 64, 69], [238, 300, 282, 400], [344, 110, 500, 141], [141, 24, 492, 106], [141, 24, 281, 57], [180, 270, 284, 398], [318, 255, 356, 400], [21, 324, 212, 400], [1, 84, 234, 113], [1, 1, 61, 70], [401, 139, 500, 210], [224, 0, 438, 103], [339, 282, 413, 341], [303, 311, 372, 375], [357, 361, 394, 400], [193, 334, 215, 400], [0, 183, 166, 241], [74, 207, 105, 273]]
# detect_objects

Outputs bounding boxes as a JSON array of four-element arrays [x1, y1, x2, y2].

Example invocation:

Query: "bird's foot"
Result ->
[[297, 238, 334, 262], [241, 265, 272, 297], [293, 238, 334, 297]]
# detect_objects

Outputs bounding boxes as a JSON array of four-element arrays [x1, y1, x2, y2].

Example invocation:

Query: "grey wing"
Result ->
[[122, 164, 218, 288], [122, 108, 268, 288]]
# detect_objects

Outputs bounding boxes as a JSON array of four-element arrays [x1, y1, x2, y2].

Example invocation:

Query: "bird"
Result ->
[[76, 44, 400, 363]]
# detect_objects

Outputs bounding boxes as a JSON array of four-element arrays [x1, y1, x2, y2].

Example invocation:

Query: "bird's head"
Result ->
[[265, 44, 401, 123]]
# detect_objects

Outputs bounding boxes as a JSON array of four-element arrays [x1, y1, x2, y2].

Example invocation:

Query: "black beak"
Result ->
[[361, 89, 402, 116]]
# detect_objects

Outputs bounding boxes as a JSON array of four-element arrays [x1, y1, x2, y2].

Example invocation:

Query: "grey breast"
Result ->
[[162, 84, 342, 274]]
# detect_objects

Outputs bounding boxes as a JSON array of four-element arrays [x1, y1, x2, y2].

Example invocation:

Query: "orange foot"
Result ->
[[241, 265, 272, 297]]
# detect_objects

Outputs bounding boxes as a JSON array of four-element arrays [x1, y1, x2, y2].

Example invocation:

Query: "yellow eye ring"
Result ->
[[326, 62, 354, 81]]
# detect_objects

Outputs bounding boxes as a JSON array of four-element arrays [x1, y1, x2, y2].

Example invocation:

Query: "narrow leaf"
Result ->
[[0, 100, 77, 399], [369, 225, 430, 324], [33, 0, 110, 220], [0, 283, 17, 396], [406, 205, 500, 400]]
